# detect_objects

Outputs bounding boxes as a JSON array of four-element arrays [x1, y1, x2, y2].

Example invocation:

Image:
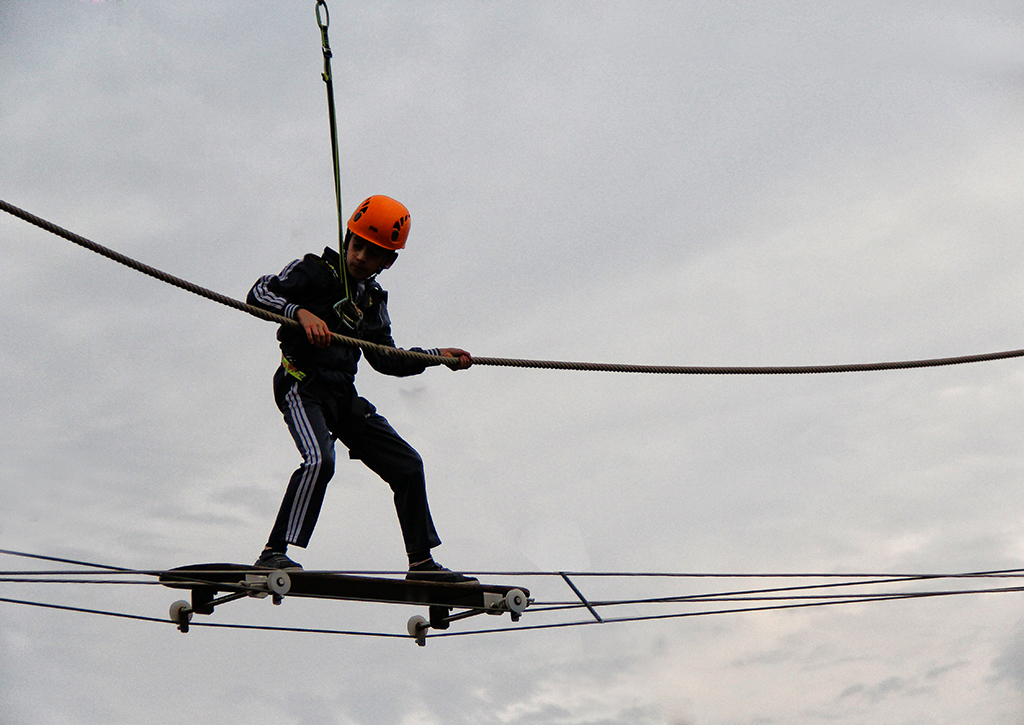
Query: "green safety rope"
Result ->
[[316, 0, 343, 262], [316, 1, 362, 331]]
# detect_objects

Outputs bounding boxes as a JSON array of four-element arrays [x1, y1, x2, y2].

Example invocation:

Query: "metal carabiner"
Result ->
[[333, 298, 364, 334], [316, 1, 333, 81]]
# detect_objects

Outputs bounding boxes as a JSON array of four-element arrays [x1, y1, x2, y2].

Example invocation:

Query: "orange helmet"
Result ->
[[346, 195, 410, 251]]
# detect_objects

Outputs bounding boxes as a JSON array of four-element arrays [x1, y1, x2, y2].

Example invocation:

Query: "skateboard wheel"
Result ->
[[407, 614, 428, 636], [169, 600, 192, 632], [267, 570, 291, 596], [504, 589, 528, 614], [407, 615, 428, 646]]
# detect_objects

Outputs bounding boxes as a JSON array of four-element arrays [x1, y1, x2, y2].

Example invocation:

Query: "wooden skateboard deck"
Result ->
[[159, 563, 530, 645]]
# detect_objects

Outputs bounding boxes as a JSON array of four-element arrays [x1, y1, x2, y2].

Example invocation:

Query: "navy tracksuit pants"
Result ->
[[267, 367, 442, 554]]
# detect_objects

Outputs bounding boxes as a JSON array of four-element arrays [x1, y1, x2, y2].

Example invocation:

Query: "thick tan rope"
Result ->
[[4, 198, 1023, 375]]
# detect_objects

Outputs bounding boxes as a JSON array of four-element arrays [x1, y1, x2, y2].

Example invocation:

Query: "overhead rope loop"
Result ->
[[4, 198, 1024, 375]]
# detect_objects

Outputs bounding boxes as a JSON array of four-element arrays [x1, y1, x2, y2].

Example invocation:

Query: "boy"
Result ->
[[247, 194, 476, 583]]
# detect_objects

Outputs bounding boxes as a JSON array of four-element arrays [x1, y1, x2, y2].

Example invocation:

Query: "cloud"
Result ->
[[4, 2, 1024, 724]]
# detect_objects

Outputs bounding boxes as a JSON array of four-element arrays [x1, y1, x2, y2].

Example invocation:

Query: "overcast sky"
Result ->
[[3, 1, 1024, 723]]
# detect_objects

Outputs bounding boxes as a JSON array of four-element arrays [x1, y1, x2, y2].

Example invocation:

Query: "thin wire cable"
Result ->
[[2, 550, 1020, 595], [5, 548, 1024, 642], [0, 578, 158, 586], [5, 581, 1022, 643], [0, 548, 135, 572], [0, 573, 1008, 609], [5, 198, 1024, 375], [0, 596, 172, 625], [3, 550, 1023, 642], [0, 596, 407, 638], [430, 584, 1024, 639], [531, 575, 963, 612], [4, 549, 1024, 588]]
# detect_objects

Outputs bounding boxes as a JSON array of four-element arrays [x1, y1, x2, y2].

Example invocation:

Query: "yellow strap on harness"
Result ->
[[281, 355, 307, 381]]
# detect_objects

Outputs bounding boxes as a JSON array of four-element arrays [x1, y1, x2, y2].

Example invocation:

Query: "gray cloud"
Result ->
[[3, 1, 1024, 723]]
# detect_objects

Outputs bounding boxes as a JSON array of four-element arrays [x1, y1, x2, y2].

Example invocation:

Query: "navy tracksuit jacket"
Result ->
[[247, 247, 444, 554]]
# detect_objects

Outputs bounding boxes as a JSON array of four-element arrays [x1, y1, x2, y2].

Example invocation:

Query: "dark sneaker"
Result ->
[[406, 559, 478, 584], [254, 550, 303, 570]]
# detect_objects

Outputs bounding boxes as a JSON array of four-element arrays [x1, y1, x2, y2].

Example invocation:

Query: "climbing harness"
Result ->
[[4, 198, 1024, 376], [281, 355, 307, 381]]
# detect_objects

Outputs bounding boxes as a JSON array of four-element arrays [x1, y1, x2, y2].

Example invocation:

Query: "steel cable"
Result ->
[[5, 583, 1022, 642], [3, 550, 1024, 642]]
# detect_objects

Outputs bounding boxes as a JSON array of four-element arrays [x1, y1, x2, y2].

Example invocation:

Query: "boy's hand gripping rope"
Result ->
[[4, 198, 1024, 374]]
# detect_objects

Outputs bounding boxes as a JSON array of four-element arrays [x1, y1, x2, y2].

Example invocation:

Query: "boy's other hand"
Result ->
[[439, 348, 472, 370]]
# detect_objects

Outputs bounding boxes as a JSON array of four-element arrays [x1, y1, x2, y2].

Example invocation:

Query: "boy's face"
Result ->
[[346, 235, 395, 280]]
